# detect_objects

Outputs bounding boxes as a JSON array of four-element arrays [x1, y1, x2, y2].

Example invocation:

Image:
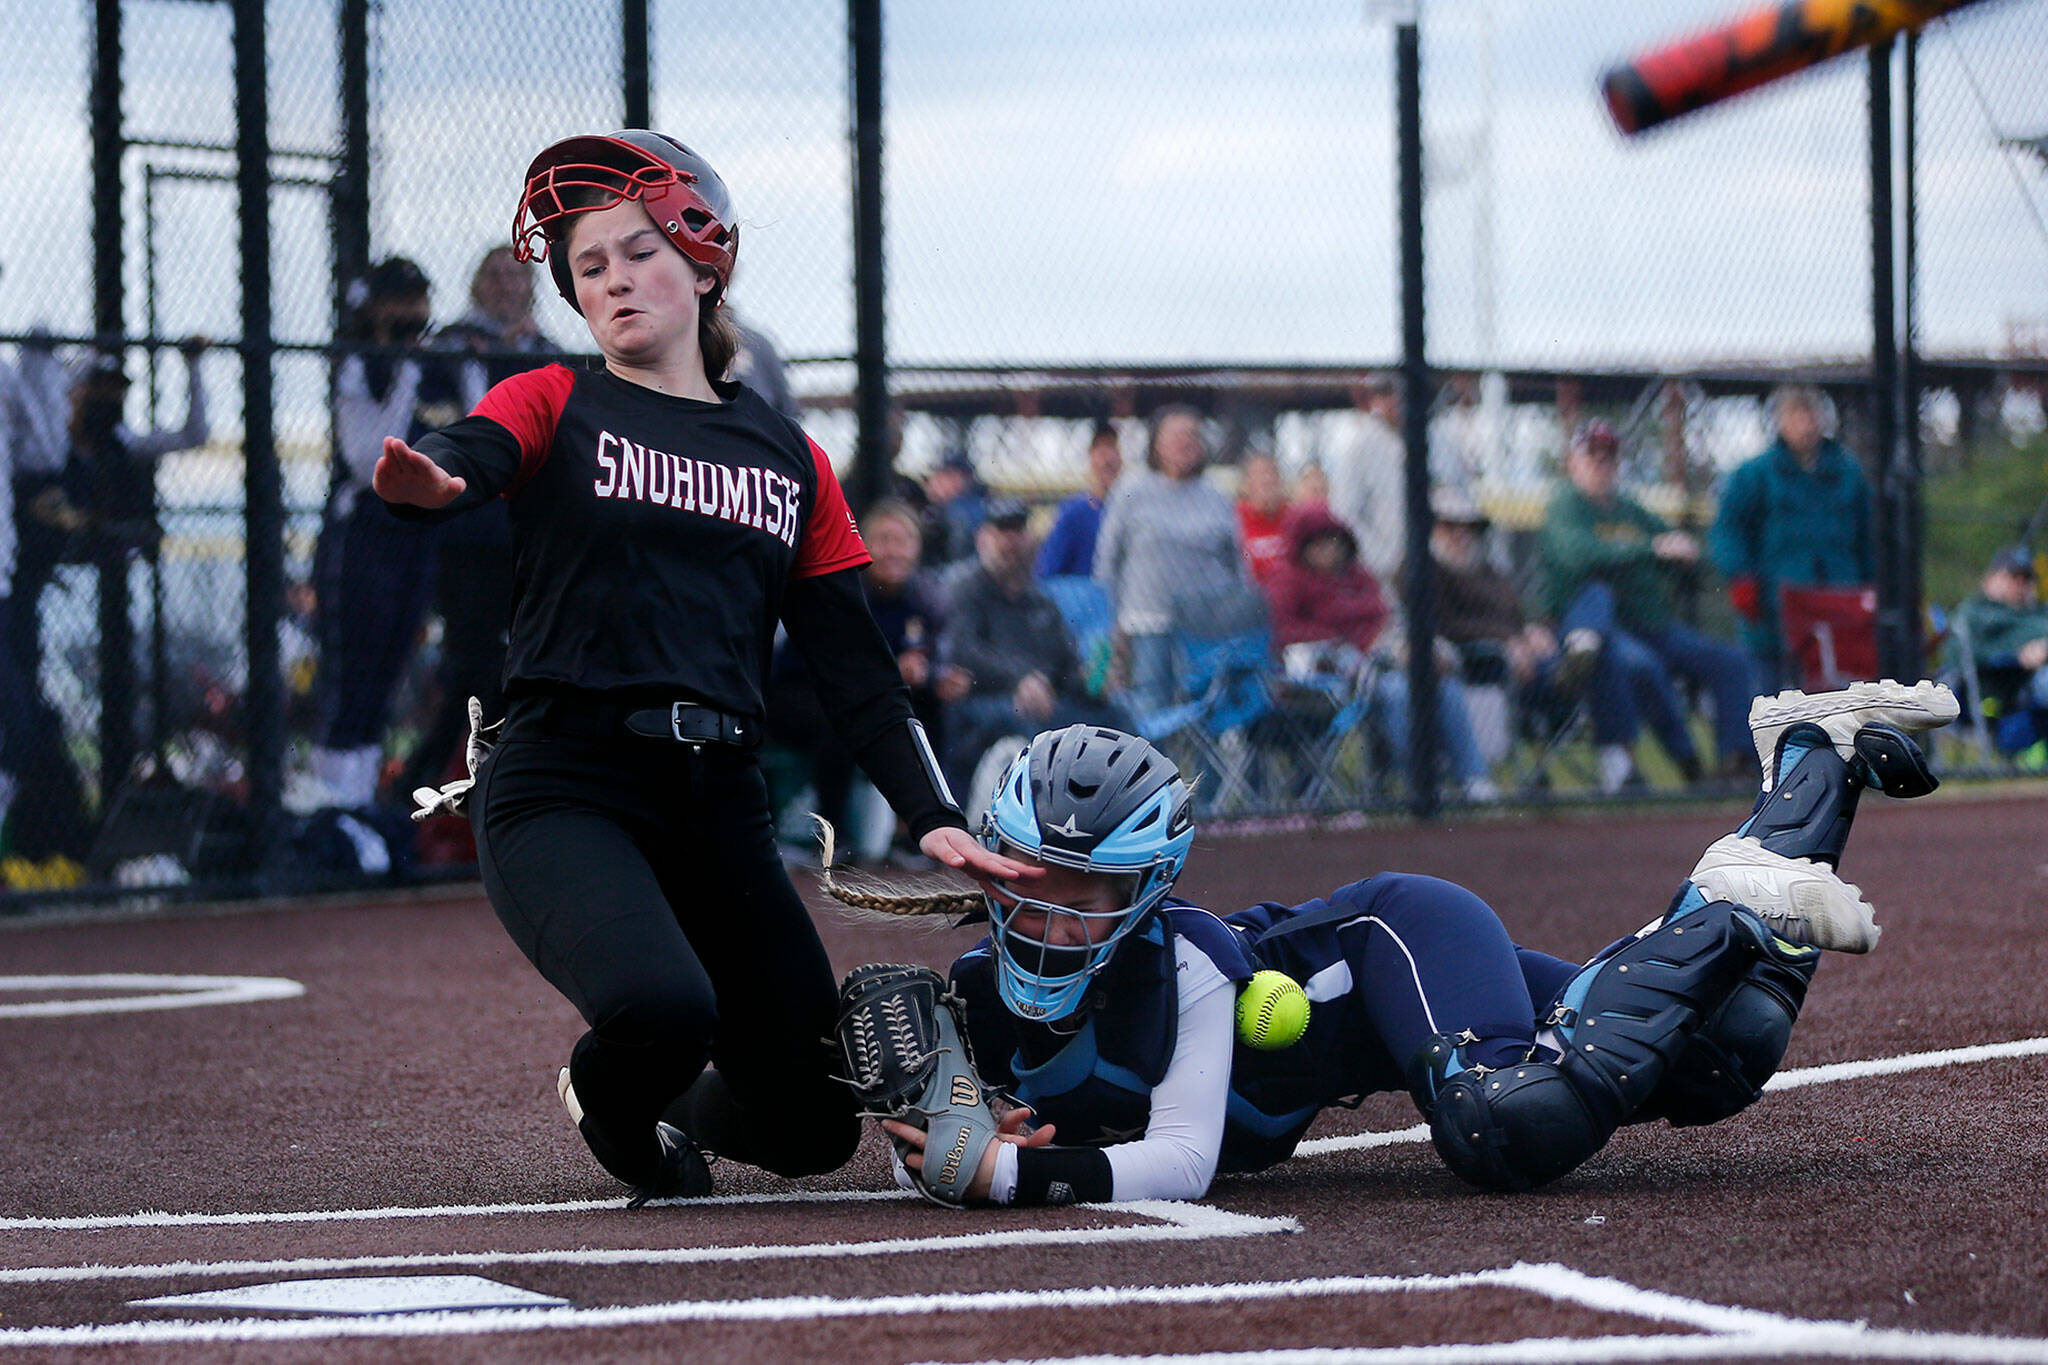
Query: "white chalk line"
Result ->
[[0, 1201, 1297, 1287], [926, 1260, 2048, 1364], [9, 1032, 2042, 1231], [0, 1185, 918, 1232], [1291, 1033, 2048, 1157], [0, 974, 304, 1019], [4, 1262, 2046, 1359]]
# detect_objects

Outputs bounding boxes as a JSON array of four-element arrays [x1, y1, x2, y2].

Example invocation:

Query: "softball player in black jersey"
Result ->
[[373, 130, 1035, 1203]]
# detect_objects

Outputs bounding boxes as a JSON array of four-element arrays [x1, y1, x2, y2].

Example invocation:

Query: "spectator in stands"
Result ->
[[398, 247, 559, 805], [1235, 448, 1291, 590], [1708, 384, 1874, 689], [436, 245, 558, 385], [311, 257, 483, 809], [62, 340, 211, 831], [769, 499, 969, 857], [1540, 420, 1755, 792], [1036, 421, 1123, 579], [3, 320, 72, 693], [920, 448, 985, 569], [1095, 406, 1263, 716], [1418, 487, 1562, 688], [1327, 375, 1406, 581], [1267, 502, 1494, 801], [1948, 545, 2047, 766], [1409, 486, 1592, 766], [1292, 460, 1329, 509], [942, 498, 1125, 797]]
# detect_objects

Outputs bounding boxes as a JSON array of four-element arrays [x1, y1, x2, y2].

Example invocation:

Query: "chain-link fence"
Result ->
[[1, 1, 2043, 906]]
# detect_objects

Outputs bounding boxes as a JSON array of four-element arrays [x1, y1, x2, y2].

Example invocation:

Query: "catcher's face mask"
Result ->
[[980, 726, 1195, 1023], [985, 843, 1158, 1022]]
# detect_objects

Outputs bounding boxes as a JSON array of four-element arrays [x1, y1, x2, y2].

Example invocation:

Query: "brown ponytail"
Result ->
[[811, 817, 987, 921]]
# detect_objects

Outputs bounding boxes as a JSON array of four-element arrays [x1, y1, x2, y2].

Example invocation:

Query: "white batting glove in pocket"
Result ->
[[410, 696, 504, 822]]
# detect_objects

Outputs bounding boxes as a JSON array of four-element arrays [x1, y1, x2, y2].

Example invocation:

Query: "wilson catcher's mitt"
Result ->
[[833, 962, 1000, 1207]]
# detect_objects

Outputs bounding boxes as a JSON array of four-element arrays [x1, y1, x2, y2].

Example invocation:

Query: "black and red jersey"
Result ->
[[404, 364, 868, 718]]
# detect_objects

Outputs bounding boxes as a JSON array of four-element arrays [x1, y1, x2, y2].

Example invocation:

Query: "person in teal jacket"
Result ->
[[1708, 386, 1875, 688], [1539, 421, 1757, 790], [1946, 546, 2047, 763]]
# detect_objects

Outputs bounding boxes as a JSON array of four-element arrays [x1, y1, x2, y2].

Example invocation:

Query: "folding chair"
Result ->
[[1040, 575, 1115, 698], [1779, 585, 1878, 692], [1125, 629, 1281, 815]]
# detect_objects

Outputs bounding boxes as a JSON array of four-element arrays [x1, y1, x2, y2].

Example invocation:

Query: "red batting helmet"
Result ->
[[512, 130, 738, 315]]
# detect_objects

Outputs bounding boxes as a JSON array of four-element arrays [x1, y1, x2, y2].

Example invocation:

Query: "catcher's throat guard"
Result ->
[[832, 963, 1002, 1207]]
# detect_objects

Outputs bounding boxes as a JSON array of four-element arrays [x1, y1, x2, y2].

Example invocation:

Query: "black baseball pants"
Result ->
[[471, 698, 859, 1187]]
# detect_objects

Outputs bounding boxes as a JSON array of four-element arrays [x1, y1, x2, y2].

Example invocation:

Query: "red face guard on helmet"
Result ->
[[511, 133, 738, 315]]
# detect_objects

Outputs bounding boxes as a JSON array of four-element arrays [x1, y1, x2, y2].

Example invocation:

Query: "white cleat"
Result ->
[[1749, 679, 1958, 791], [1688, 834, 1880, 954]]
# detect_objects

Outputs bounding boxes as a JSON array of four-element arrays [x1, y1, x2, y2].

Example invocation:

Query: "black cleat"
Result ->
[[560, 1067, 715, 1206], [626, 1123, 714, 1207]]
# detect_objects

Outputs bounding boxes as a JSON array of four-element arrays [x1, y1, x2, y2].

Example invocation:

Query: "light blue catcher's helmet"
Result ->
[[981, 726, 1196, 1022]]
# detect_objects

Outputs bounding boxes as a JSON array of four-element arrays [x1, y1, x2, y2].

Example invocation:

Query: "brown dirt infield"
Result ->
[[1, 786, 2044, 1363]]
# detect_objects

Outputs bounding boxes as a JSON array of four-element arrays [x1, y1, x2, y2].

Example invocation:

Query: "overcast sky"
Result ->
[[1, 0, 2043, 390]]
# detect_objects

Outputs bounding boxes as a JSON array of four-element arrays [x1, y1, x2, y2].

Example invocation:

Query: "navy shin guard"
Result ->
[[1738, 724, 1859, 866], [1630, 933, 1819, 1128], [1425, 901, 1770, 1191]]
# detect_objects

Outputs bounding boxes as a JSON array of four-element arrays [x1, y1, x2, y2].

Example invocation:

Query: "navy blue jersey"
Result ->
[[954, 874, 1551, 1182], [955, 902, 1352, 1175]]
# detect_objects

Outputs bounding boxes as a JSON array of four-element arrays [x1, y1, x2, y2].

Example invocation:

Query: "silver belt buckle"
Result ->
[[670, 702, 695, 747]]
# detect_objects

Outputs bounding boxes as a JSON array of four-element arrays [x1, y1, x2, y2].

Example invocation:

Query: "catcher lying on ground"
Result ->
[[824, 681, 1957, 1206]]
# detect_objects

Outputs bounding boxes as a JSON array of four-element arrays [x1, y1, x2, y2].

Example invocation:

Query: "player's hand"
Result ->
[[921, 826, 1042, 884], [1728, 575, 1762, 621], [373, 436, 466, 508], [2020, 638, 2048, 671], [1652, 530, 1699, 563], [882, 1106, 1055, 1202]]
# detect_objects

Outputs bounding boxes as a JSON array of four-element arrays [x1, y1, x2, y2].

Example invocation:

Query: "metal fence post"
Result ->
[[848, 0, 888, 514], [622, 0, 650, 129], [237, 0, 284, 876], [1397, 12, 1439, 818]]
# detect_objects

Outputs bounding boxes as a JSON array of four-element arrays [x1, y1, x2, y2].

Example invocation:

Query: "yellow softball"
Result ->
[[1235, 969, 1310, 1051]]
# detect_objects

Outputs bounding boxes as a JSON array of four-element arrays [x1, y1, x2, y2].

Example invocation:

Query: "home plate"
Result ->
[[132, 1274, 569, 1315]]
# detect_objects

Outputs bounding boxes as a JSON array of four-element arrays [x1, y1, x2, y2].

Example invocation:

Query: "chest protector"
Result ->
[[956, 907, 1283, 1158]]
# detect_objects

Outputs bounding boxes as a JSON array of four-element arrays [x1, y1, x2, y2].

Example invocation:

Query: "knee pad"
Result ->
[[1429, 1060, 1608, 1191], [1635, 937, 1818, 1128], [1540, 900, 1771, 1132], [1740, 724, 1860, 867]]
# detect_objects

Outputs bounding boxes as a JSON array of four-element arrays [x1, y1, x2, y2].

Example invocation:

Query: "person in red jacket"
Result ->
[[1234, 450, 1291, 590], [1264, 505, 1494, 800]]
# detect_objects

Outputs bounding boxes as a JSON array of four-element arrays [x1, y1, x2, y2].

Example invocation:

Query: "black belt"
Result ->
[[517, 696, 760, 751], [624, 702, 757, 750]]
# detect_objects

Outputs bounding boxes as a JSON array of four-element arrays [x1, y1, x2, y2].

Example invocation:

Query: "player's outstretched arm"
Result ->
[[373, 435, 467, 509]]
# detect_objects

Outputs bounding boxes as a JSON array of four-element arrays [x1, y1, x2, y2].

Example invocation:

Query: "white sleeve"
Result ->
[[1104, 944, 1235, 1201], [986, 938, 1236, 1207]]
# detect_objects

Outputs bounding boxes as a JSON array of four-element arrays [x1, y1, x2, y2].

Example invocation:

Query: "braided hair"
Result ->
[[810, 816, 985, 921]]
